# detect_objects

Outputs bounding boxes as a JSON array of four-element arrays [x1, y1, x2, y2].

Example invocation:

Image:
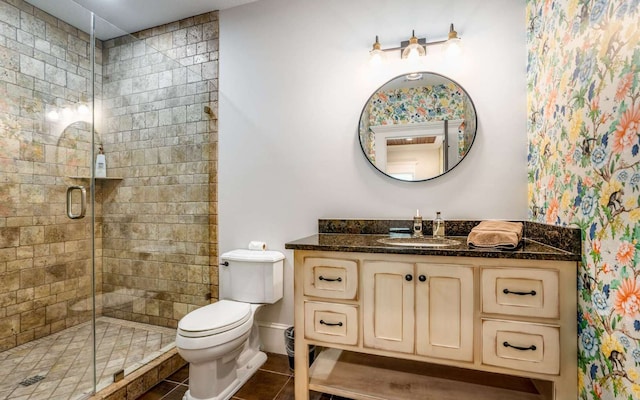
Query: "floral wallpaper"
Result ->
[[360, 83, 474, 162], [527, 0, 640, 399], [461, 96, 477, 159], [367, 84, 465, 125]]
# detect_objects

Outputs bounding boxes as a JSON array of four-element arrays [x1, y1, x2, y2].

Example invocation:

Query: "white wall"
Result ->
[[219, 0, 527, 352]]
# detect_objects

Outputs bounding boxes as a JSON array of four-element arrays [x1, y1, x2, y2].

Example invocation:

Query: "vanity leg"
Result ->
[[554, 374, 578, 399], [556, 264, 578, 400], [293, 252, 310, 400], [294, 339, 310, 399]]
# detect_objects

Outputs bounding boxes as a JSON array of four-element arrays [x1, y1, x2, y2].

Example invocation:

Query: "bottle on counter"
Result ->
[[433, 211, 445, 239]]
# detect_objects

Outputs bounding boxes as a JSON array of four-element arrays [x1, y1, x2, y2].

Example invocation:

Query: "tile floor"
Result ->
[[0, 317, 176, 400], [137, 353, 350, 400]]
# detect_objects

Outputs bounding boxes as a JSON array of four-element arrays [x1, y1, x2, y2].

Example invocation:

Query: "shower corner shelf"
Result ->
[[68, 176, 123, 180]]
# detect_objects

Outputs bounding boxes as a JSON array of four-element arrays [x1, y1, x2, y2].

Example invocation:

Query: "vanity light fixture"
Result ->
[[401, 30, 426, 59], [45, 101, 91, 122], [369, 24, 462, 62], [369, 35, 385, 64], [443, 23, 463, 57]]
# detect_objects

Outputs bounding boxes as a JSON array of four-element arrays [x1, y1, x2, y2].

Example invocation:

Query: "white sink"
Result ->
[[377, 237, 461, 248]]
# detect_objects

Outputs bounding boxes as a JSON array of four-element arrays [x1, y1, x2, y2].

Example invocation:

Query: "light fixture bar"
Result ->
[[370, 24, 461, 59]]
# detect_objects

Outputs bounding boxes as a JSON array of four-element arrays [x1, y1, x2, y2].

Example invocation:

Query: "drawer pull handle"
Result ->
[[320, 320, 343, 327], [418, 275, 427, 282], [503, 288, 537, 296], [405, 274, 413, 281], [503, 341, 537, 351], [319, 276, 342, 282]]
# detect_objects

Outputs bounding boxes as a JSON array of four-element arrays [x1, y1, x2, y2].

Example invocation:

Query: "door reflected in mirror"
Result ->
[[359, 72, 477, 182]]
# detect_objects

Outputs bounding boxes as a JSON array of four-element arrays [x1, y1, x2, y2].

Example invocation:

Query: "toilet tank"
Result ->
[[219, 249, 285, 304]]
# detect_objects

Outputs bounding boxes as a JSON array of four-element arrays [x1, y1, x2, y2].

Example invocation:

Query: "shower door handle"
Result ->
[[66, 186, 87, 219]]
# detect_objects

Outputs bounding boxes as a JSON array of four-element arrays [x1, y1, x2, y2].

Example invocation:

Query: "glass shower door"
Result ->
[[0, 2, 99, 398], [44, 9, 100, 399]]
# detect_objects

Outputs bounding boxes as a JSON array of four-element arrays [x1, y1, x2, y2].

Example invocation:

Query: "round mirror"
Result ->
[[358, 72, 477, 182]]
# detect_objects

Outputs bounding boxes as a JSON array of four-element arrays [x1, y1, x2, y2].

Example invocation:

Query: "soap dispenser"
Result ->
[[95, 144, 106, 178], [412, 209, 423, 238], [433, 211, 445, 239]]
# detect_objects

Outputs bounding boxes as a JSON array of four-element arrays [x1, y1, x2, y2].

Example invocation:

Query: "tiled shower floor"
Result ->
[[0, 317, 176, 400]]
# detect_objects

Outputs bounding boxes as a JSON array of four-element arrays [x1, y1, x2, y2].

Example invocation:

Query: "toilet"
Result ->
[[176, 249, 285, 400]]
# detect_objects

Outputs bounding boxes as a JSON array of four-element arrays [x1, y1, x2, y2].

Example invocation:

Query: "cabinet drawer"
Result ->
[[482, 319, 559, 375], [303, 257, 358, 299], [304, 302, 358, 345], [481, 267, 559, 318]]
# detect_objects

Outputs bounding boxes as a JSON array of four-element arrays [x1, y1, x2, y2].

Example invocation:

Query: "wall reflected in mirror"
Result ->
[[359, 72, 477, 182]]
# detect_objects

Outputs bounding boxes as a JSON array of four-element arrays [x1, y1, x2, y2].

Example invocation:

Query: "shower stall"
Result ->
[[0, 0, 218, 398]]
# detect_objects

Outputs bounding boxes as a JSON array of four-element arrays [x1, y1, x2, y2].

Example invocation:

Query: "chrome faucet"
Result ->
[[412, 210, 423, 238]]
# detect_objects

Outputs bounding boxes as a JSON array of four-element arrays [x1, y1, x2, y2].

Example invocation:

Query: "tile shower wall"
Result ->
[[527, 0, 640, 399], [0, 0, 99, 351], [99, 12, 219, 328], [0, 0, 219, 355]]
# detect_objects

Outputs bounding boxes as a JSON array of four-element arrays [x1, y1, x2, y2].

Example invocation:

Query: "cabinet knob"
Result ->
[[405, 274, 413, 282], [418, 275, 427, 282]]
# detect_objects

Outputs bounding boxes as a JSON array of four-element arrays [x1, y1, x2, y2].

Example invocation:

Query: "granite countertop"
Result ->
[[284, 220, 582, 262], [285, 234, 579, 261]]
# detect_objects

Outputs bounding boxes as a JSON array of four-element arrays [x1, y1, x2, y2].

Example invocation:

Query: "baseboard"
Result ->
[[257, 321, 290, 355]]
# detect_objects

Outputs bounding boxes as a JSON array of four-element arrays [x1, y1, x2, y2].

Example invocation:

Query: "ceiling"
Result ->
[[25, 0, 258, 40]]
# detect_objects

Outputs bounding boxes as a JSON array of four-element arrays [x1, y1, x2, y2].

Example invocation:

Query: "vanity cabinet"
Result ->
[[362, 261, 473, 361], [292, 250, 577, 400]]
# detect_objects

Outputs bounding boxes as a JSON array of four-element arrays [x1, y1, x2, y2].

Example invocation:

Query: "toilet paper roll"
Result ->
[[248, 241, 267, 251]]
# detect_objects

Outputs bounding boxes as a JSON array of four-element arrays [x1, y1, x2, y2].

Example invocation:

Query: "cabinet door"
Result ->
[[363, 261, 415, 353], [415, 263, 474, 361]]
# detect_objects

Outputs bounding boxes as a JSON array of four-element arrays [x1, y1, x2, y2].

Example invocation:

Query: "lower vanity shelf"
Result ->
[[309, 349, 552, 400]]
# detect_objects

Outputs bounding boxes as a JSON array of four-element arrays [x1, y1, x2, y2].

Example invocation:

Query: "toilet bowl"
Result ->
[[176, 249, 285, 400], [176, 301, 265, 400]]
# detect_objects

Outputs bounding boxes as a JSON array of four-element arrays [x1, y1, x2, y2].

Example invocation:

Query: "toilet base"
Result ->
[[182, 350, 267, 400]]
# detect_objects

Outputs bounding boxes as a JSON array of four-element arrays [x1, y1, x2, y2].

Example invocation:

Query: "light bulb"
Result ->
[[444, 24, 463, 58], [444, 38, 463, 57], [370, 51, 384, 65], [406, 47, 420, 60], [401, 30, 426, 59], [47, 110, 59, 121], [369, 35, 385, 65], [77, 104, 89, 115]]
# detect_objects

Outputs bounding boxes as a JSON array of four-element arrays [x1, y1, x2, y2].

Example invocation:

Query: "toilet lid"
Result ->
[[178, 300, 251, 338]]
